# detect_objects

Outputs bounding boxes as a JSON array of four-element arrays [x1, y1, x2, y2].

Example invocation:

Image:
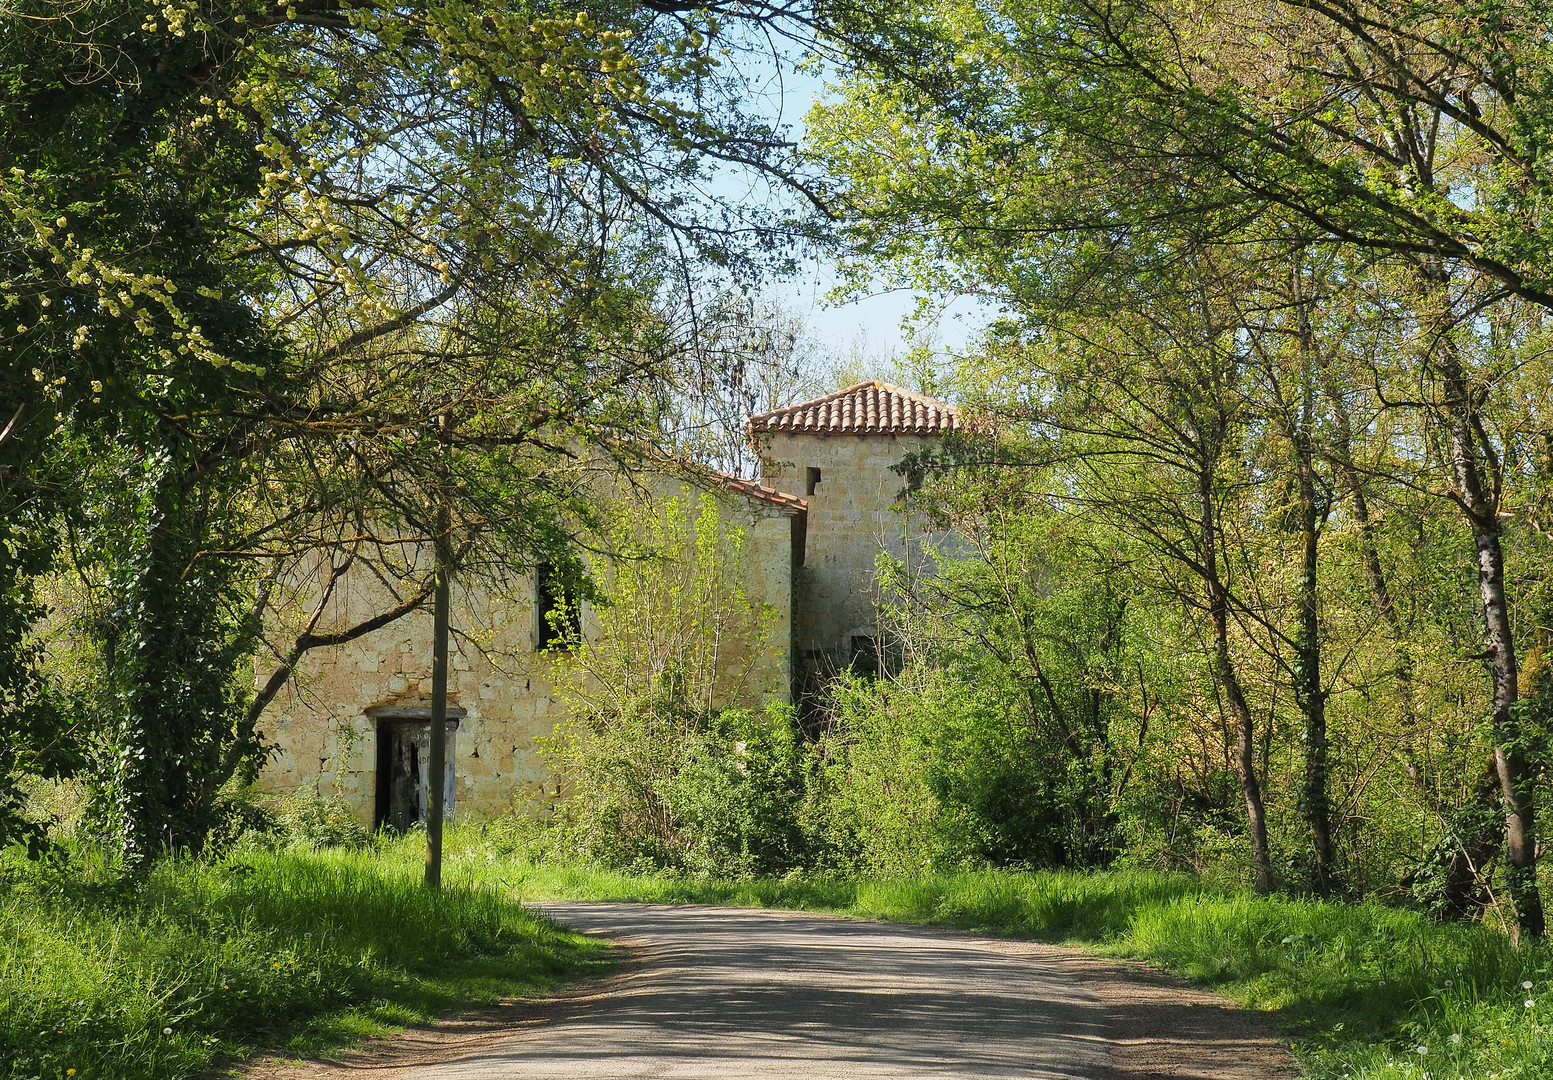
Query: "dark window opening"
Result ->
[[805, 466, 822, 495], [535, 561, 581, 652]]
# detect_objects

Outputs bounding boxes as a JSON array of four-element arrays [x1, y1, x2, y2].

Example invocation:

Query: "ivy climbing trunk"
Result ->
[[1293, 445, 1332, 895], [1292, 292, 1334, 895], [105, 436, 261, 876]]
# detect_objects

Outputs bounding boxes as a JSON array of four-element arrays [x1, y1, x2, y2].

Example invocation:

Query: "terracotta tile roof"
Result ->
[[747, 380, 962, 436], [704, 470, 808, 513], [700, 468, 809, 565]]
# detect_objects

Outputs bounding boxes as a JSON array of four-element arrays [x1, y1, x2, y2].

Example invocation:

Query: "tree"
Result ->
[[814, 0, 1553, 934], [819, 0, 1553, 309], [962, 271, 1278, 891], [2, 0, 821, 868]]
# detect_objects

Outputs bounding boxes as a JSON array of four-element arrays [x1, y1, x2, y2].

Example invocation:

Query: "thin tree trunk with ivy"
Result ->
[[1291, 289, 1335, 895], [1433, 318, 1544, 938]]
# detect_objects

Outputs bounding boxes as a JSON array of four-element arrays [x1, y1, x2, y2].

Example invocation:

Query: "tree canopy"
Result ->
[[0, 0, 820, 867]]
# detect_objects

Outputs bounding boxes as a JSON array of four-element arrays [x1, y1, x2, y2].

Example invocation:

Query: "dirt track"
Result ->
[[247, 902, 1298, 1080]]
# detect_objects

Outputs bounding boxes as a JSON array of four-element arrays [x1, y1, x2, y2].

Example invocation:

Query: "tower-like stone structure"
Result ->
[[749, 380, 961, 693]]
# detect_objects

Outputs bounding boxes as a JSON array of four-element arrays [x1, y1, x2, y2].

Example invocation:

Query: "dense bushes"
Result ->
[[530, 483, 1136, 879], [531, 468, 1545, 917], [537, 666, 1121, 877], [808, 669, 1111, 873], [536, 492, 815, 875], [542, 697, 807, 875]]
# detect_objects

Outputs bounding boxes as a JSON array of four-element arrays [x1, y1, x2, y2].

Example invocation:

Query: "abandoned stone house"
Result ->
[[256, 380, 963, 828]]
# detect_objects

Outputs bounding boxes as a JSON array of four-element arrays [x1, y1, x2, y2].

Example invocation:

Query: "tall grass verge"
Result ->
[[1, 839, 607, 1080], [452, 837, 1551, 1080]]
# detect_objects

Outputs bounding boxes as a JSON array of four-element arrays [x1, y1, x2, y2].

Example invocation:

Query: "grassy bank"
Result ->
[[1, 842, 608, 1080], [12, 825, 1549, 1080], [437, 835, 1550, 1080]]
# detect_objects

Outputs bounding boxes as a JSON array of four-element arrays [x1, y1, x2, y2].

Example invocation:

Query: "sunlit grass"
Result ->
[[13, 824, 1550, 1080], [1, 840, 608, 1080], [438, 827, 1552, 1080]]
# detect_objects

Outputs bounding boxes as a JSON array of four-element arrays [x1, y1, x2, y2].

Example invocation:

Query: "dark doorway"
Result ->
[[368, 706, 464, 832], [849, 635, 882, 678]]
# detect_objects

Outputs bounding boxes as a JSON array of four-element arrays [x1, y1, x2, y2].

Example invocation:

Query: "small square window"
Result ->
[[534, 562, 581, 652], [805, 467, 822, 496]]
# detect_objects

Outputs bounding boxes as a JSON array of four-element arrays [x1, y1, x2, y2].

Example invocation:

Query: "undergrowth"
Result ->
[[12, 822, 1549, 1080]]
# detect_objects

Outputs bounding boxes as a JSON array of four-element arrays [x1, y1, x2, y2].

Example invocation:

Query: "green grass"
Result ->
[[440, 839, 1552, 1080], [0, 840, 609, 1080], [12, 825, 1550, 1080]]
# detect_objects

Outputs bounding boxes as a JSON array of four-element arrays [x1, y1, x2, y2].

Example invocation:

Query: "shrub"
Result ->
[[667, 705, 807, 875], [543, 695, 808, 875], [807, 668, 1108, 873], [261, 789, 371, 851]]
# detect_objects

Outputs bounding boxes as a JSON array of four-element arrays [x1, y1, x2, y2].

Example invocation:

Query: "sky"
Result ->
[[736, 50, 994, 368]]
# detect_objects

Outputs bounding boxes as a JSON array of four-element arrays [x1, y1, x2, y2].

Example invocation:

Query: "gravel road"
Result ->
[[251, 902, 1296, 1080]]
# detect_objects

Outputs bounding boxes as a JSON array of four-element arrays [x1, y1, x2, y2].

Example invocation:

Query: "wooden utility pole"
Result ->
[[425, 413, 452, 890]]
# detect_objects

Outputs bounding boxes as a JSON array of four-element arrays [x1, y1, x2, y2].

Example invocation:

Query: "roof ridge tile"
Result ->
[[747, 379, 961, 436]]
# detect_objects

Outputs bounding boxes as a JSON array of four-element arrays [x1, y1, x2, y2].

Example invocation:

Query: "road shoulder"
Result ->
[[236, 905, 1298, 1080]]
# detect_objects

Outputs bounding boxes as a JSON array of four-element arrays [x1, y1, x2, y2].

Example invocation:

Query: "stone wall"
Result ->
[[255, 480, 799, 825], [757, 431, 946, 670]]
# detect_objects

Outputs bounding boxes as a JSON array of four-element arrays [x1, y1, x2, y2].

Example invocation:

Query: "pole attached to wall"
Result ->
[[424, 412, 452, 890]]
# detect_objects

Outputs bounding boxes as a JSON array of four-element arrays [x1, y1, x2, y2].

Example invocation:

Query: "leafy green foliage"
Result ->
[[0, 0, 817, 873], [0, 0, 282, 871], [666, 706, 809, 875], [810, 663, 1118, 874], [796, 493, 1147, 875], [0, 505, 61, 857], [545, 695, 808, 875], [539, 489, 803, 874], [91, 441, 268, 873], [265, 790, 374, 852], [804, 0, 1553, 929], [817, 0, 1553, 310]]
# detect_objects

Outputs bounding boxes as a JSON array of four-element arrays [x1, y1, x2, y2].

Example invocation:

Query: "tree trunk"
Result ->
[[1200, 470, 1272, 893], [1293, 447, 1333, 894], [1291, 297, 1334, 894], [424, 493, 452, 890], [1437, 340, 1545, 938]]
